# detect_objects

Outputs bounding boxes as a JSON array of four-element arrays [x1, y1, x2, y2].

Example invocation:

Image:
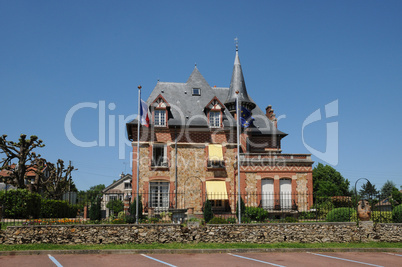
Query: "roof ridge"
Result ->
[[157, 81, 185, 85]]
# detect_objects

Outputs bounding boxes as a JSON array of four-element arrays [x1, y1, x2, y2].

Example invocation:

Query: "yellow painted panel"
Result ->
[[208, 144, 223, 161], [206, 181, 228, 200]]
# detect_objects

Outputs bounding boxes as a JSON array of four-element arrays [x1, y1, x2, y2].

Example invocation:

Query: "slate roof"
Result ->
[[225, 49, 256, 111], [127, 52, 287, 137]]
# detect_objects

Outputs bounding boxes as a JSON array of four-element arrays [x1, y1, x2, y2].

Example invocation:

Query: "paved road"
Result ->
[[1, 252, 401, 267]]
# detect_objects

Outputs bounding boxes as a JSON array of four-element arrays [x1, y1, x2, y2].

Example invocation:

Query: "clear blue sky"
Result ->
[[1, 1, 401, 191]]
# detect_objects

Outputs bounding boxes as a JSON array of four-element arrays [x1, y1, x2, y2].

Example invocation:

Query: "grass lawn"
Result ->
[[0, 242, 401, 251]]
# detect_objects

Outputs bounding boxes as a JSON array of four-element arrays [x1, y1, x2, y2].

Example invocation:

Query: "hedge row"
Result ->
[[0, 189, 78, 219], [326, 206, 402, 223]]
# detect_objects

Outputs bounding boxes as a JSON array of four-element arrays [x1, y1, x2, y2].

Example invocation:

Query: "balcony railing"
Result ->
[[238, 153, 313, 164]]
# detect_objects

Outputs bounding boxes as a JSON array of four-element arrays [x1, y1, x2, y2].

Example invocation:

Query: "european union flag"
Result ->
[[240, 106, 254, 128]]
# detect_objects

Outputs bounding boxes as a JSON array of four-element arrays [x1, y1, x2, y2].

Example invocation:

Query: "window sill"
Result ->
[[150, 166, 170, 171], [207, 166, 226, 171]]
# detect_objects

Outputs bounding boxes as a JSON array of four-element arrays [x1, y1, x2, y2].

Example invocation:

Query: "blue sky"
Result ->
[[1, 1, 401, 191]]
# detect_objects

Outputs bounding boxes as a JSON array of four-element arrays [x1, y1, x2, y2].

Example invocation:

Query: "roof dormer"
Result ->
[[151, 94, 170, 127], [151, 94, 170, 109], [205, 97, 225, 128], [204, 96, 225, 112]]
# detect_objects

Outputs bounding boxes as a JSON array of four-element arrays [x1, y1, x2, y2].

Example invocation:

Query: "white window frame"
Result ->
[[152, 144, 168, 167], [154, 110, 166, 127], [149, 181, 169, 212], [209, 111, 220, 128], [192, 88, 201, 96]]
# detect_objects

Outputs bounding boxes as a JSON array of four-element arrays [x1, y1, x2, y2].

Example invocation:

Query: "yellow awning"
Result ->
[[206, 181, 228, 200], [208, 144, 223, 161]]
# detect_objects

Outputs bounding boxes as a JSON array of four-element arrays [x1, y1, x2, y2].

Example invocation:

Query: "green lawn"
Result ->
[[0, 242, 401, 251]]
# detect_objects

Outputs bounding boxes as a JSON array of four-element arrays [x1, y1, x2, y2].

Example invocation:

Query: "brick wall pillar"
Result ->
[[274, 178, 280, 209]]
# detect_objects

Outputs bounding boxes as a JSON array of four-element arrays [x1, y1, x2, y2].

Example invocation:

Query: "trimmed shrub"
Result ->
[[299, 211, 316, 220], [326, 207, 356, 222], [203, 199, 213, 223], [0, 189, 41, 219], [371, 211, 392, 223], [285, 216, 298, 223], [245, 207, 269, 222], [125, 215, 135, 224], [241, 216, 251, 223], [89, 197, 102, 221], [392, 204, 402, 223], [41, 199, 78, 218], [106, 199, 124, 216], [128, 195, 144, 222], [313, 199, 335, 219], [149, 217, 159, 223], [208, 217, 228, 224], [226, 217, 237, 224]]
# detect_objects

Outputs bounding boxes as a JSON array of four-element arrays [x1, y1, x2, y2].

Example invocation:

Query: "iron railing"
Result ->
[[0, 191, 398, 227]]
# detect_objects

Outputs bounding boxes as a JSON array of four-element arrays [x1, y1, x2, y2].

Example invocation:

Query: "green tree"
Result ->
[[78, 184, 105, 203], [391, 188, 402, 207], [107, 199, 124, 216], [128, 195, 144, 222], [203, 199, 214, 223], [89, 197, 102, 221], [381, 180, 397, 198], [359, 181, 379, 199], [313, 163, 350, 197]]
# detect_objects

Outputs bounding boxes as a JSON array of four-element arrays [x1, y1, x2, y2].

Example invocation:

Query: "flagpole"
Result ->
[[136, 85, 141, 224], [236, 91, 241, 224]]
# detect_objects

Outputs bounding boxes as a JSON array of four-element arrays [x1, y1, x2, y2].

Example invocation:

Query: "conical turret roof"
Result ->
[[225, 48, 256, 112]]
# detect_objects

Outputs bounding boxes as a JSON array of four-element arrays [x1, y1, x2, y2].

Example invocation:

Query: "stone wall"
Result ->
[[1, 223, 401, 245]]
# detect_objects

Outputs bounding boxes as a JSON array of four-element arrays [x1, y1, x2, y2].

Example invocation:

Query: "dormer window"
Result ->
[[192, 88, 201, 96], [151, 94, 170, 127], [154, 110, 166, 127], [209, 111, 220, 128], [205, 97, 225, 129]]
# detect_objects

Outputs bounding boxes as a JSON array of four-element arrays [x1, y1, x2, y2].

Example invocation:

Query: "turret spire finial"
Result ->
[[225, 38, 256, 113]]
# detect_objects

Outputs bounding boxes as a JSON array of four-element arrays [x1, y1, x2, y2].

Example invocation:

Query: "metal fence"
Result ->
[[0, 191, 397, 227]]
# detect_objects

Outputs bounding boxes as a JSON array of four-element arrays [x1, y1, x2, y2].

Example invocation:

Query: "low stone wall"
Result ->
[[0, 222, 401, 245]]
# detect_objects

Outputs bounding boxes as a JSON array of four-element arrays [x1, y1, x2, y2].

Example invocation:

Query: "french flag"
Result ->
[[140, 99, 150, 127]]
